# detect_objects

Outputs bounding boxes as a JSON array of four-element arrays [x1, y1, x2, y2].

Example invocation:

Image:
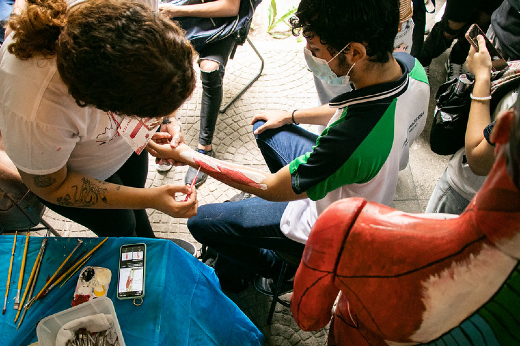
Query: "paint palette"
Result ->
[[71, 266, 112, 307]]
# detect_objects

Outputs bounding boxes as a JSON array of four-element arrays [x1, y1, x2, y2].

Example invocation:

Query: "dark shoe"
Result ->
[[199, 245, 218, 263], [217, 270, 251, 293], [185, 149, 214, 187], [253, 275, 294, 297], [445, 58, 463, 82], [225, 192, 254, 202]]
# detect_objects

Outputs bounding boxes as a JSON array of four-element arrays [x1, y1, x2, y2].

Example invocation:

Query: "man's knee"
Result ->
[[187, 207, 216, 244], [252, 120, 266, 138]]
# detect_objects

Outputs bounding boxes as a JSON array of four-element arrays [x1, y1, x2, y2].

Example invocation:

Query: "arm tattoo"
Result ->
[[33, 175, 57, 188], [56, 177, 108, 207]]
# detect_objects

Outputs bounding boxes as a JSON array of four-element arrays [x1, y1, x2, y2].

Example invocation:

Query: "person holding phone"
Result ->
[[425, 35, 518, 214], [416, 0, 503, 82], [0, 0, 198, 237]]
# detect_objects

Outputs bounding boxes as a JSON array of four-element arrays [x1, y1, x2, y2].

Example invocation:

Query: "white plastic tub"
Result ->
[[36, 297, 125, 346]]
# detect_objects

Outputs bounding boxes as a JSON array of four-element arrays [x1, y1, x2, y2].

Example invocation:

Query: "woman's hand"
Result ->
[[466, 35, 492, 81], [154, 184, 198, 218], [251, 110, 292, 135]]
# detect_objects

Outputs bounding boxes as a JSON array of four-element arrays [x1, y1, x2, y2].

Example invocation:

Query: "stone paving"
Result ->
[[37, 2, 456, 345]]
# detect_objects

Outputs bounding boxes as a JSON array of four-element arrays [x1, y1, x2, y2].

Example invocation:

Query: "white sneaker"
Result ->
[[156, 160, 173, 172], [445, 59, 463, 82]]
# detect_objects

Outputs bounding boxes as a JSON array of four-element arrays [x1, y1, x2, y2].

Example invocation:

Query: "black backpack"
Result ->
[[430, 61, 520, 155], [167, 0, 262, 51]]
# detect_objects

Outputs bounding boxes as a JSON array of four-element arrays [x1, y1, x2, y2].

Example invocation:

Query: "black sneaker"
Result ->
[[225, 192, 254, 202], [253, 275, 294, 297], [445, 58, 463, 82], [185, 149, 214, 187]]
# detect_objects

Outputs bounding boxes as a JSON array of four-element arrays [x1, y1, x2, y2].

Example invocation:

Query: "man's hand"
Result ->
[[153, 117, 185, 167], [158, 3, 180, 18], [251, 110, 292, 135], [147, 138, 190, 164]]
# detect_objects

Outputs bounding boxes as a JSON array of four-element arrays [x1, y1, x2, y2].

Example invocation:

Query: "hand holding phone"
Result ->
[[117, 243, 146, 301], [465, 24, 507, 71]]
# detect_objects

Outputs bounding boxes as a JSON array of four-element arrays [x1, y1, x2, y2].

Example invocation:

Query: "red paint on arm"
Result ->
[[193, 157, 265, 189]]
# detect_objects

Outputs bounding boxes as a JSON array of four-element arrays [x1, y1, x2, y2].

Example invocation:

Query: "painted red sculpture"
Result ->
[[291, 104, 520, 345]]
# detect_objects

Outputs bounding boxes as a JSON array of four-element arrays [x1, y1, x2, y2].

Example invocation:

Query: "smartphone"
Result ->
[[117, 243, 146, 300], [465, 24, 508, 71]]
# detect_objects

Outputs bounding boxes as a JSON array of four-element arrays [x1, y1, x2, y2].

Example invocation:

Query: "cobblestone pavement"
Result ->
[[37, 3, 454, 344]]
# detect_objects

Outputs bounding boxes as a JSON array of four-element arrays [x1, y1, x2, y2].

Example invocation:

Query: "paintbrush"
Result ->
[[59, 253, 93, 288], [30, 239, 83, 303], [16, 238, 47, 328], [14, 232, 30, 310], [32, 237, 107, 303], [14, 237, 46, 323], [3, 232, 17, 315], [184, 166, 201, 201]]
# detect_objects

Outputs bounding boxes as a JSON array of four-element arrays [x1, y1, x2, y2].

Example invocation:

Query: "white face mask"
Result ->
[[303, 43, 355, 86]]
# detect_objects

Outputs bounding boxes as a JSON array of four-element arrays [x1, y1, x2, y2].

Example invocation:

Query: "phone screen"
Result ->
[[117, 243, 146, 299], [465, 24, 508, 71]]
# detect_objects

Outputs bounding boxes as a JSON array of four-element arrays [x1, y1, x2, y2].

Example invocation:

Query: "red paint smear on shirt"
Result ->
[[194, 157, 265, 189]]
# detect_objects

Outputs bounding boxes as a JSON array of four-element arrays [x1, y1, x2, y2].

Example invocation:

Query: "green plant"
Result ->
[[267, 0, 297, 39]]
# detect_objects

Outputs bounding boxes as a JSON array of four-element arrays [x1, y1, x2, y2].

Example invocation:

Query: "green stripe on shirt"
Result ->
[[305, 100, 397, 201]]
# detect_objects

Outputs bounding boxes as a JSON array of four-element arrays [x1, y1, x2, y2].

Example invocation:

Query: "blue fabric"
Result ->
[[0, 0, 13, 44], [0, 236, 264, 346], [0, 0, 13, 20]]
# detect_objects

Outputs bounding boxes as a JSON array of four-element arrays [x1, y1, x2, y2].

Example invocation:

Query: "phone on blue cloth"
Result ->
[[117, 243, 146, 301]]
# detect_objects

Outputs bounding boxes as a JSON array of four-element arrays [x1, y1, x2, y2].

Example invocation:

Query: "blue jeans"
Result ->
[[187, 121, 318, 277], [425, 169, 471, 215]]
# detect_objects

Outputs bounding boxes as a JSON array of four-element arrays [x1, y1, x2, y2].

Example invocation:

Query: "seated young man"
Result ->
[[148, 0, 429, 291]]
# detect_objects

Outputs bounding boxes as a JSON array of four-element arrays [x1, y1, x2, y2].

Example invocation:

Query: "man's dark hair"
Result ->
[[291, 0, 400, 64], [56, 0, 196, 118]]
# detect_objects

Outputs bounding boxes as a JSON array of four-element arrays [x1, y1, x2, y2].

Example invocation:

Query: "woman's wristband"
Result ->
[[470, 93, 491, 101], [291, 109, 299, 125]]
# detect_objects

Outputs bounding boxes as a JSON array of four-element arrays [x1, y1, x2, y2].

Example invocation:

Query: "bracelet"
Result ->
[[291, 109, 300, 125], [161, 117, 172, 125], [470, 93, 492, 101]]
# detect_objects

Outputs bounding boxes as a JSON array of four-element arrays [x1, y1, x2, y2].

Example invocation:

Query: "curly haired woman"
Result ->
[[0, 0, 198, 237]]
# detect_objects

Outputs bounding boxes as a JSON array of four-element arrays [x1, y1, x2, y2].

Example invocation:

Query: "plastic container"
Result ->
[[36, 297, 125, 346]]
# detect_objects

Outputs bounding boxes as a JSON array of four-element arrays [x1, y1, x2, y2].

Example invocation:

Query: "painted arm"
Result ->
[[251, 105, 337, 135], [159, 0, 240, 19], [147, 141, 308, 202], [465, 35, 495, 176], [18, 164, 198, 218]]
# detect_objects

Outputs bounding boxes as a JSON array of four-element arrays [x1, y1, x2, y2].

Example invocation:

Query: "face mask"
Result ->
[[304, 43, 355, 86]]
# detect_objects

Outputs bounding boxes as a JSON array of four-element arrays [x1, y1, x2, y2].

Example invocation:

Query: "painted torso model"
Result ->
[[291, 107, 520, 345]]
